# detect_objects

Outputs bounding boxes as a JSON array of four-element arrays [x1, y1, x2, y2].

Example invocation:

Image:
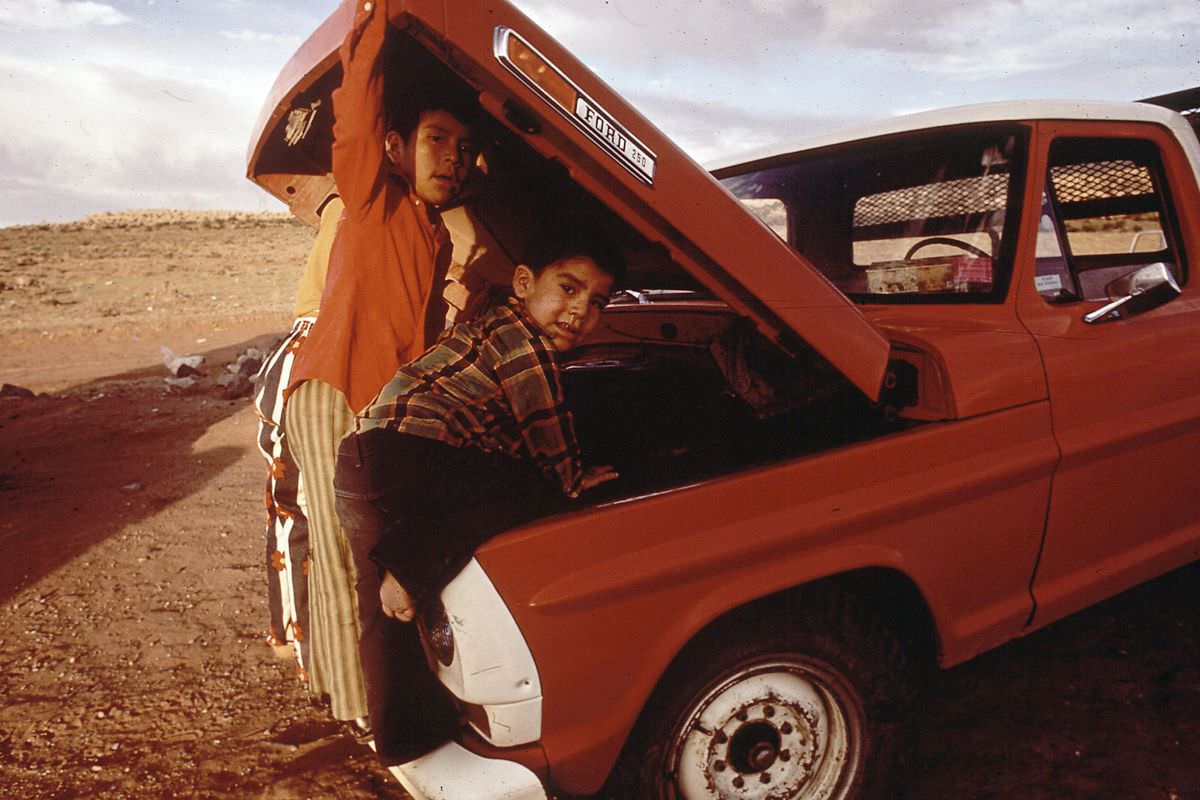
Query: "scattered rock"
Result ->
[[216, 375, 254, 400], [160, 346, 205, 378], [1, 384, 36, 399], [164, 376, 198, 393], [225, 349, 265, 380], [236, 357, 262, 378]]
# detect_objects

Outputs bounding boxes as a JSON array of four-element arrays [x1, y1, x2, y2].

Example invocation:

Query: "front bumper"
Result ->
[[388, 741, 548, 800]]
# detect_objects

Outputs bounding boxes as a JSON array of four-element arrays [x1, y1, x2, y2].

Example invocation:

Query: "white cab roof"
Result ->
[[710, 99, 1200, 179]]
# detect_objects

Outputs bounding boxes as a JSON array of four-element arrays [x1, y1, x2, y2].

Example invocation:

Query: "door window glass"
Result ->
[[1040, 137, 1183, 303]]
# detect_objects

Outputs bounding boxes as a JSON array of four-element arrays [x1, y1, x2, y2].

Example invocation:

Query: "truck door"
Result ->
[[1017, 120, 1200, 626]]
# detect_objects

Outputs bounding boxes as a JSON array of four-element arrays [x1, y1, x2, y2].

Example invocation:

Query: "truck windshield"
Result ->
[[718, 123, 1029, 303]]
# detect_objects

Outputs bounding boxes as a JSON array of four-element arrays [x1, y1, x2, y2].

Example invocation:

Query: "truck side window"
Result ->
[[1039, 137, 1183, 303]]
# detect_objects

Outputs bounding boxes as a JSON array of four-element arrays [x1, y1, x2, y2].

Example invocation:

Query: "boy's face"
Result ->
[[385, 109, 475, 207], [513, 256, 614, 352]]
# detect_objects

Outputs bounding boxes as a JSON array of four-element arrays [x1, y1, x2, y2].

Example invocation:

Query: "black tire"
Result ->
[[605, 591, 912, 800]]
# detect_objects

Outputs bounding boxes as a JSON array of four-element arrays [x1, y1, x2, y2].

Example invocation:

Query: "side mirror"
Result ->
[[1082, 262, 1181, 324]]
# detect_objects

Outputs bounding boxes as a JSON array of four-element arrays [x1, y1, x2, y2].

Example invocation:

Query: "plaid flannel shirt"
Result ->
[[357, 300, 584, 497]]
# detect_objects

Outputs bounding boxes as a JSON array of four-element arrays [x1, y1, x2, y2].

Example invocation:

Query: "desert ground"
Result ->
[[0, 211, 1197, 799]]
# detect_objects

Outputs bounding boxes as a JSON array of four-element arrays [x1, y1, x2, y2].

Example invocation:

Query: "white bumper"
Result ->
[[389, 741, 547, 800]]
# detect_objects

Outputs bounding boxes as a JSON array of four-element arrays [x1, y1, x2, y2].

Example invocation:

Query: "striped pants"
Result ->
[[285, 378, 368, 722], [253, 317, 314, 680]]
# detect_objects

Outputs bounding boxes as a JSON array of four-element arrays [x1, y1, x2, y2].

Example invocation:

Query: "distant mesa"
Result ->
[[4, 209, 303, 233]]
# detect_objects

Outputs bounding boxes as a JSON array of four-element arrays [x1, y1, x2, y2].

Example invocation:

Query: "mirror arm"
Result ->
[[1083, 294, 1134, 324]]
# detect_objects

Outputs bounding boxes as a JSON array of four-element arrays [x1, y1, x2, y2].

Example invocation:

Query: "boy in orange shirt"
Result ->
[[284, 0, 481, 729]]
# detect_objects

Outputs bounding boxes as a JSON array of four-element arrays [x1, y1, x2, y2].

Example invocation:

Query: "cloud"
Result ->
[[518, 0, 825, 68], [0, 50, 280, 225], [0, 0, 129, 30], [517, 0, 1199, 84], [817, 0, 1197, 66], [830, 0, 1200, 104], [624, 86, 862, 164], [511, 0, 1200, 152], [0, 166, 283, 228], [221, 28, 302, 47], [0, 0, 1196, 226], [0, 1, 331, 225]]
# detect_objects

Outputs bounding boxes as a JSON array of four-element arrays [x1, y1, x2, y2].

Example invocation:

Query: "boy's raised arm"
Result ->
[[330, 0, 391, 221]]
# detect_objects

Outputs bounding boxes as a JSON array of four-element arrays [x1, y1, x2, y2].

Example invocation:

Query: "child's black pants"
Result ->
[[334, 427, 567, 765]]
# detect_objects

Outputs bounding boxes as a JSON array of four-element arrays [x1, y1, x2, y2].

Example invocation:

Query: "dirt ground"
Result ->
[[0, 211, 1197, 799]]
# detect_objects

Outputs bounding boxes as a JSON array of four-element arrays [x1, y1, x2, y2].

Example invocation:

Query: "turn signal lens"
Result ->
[[505, 34, 577, 113]]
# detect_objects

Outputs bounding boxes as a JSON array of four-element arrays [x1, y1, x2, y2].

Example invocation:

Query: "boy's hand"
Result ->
[[380, 571, 415, 622], [581, 465, 620, 491]]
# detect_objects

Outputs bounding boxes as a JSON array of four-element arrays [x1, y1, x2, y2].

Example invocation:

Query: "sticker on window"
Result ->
[[1035, 274, 1063, 293]]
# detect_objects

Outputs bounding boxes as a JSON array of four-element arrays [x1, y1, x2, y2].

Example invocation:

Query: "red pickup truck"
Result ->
[[247, 3, 1200, 798]]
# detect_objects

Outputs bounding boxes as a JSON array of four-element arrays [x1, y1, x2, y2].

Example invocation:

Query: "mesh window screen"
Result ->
[[854, 174, 1010, 227], [1050, 160, 1155, 203]]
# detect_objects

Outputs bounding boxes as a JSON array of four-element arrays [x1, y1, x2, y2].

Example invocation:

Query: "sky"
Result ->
[[0, 0, 1196, 226]]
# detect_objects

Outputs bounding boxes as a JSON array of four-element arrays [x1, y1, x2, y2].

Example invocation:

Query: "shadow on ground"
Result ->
[[906, 560, 1200, 799], [0, 334, 279, 602]]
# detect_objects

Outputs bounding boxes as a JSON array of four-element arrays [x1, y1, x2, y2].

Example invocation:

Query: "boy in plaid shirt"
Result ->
[[334, 238, 622, 771]]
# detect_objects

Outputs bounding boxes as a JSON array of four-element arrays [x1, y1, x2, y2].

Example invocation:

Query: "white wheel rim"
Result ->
[[667, 658, 864, 800]]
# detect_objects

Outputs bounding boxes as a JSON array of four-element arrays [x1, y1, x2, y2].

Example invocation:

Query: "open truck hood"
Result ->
[[246, 0, 890, 399]]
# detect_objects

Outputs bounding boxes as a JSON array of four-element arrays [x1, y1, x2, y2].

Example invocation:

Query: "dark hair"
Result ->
[[526, 231, 627, 289], [386, 81, 481, 141]]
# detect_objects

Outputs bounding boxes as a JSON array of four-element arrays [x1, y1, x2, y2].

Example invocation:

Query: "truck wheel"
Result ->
[[611, 594, 910, 800]]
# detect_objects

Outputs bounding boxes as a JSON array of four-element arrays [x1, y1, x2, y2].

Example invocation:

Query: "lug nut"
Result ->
[[780, 722, 793, 734], [760, 772, 772, 784], [715, 730, 728, 744], [732, 776, 745, 789], [780, 749, 792, 762], [763, 705, 775, 718], [736, 710, 748, 722], [714, 760, 727, 772]]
